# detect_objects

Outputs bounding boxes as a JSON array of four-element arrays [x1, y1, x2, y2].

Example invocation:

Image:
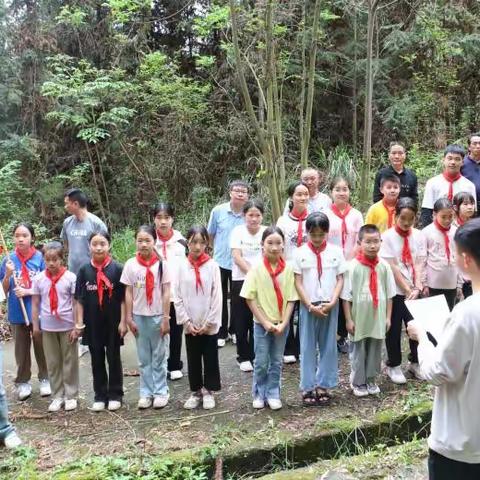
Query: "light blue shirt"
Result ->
[[207, 202, 245, 270]]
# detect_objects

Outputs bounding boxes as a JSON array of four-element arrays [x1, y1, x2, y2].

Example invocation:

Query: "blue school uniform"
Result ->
[[0, 251, 45, 324]]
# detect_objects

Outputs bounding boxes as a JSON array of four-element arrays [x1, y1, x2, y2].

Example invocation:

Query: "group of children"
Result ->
[[0, 144, 477, 414]]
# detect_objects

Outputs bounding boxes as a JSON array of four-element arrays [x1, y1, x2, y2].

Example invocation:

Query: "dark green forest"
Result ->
[[1, 0, 479, 235]]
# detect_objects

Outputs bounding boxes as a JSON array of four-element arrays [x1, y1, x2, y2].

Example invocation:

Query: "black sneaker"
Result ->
[[337, 338, 349, 354]]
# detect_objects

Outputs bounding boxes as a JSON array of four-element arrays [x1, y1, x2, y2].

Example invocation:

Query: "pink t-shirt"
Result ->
[[325, 206, 364, 260], [32, 270, 76, 331], [120, 257, 170, 316]]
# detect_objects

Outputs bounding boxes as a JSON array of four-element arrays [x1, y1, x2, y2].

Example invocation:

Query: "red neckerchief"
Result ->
[[91, 256, 113, 308], [382, 200, 396, 229], [356, 252, 379, 308], [434, 219, 451, 264], [263, 256, 286, 315], [156, 229, 174, 259], [442, 171, 462, 201], [15, 246, 37, 288], [289, 208, 308, 247], [135, 253, 159, 306], [394, 225, 416, 285], [187, 252, 211, 293], [330, 204, 352, 250], [307, 240, 327, 278], [45, 267, 67, 317], [456, 216, 465, 226]]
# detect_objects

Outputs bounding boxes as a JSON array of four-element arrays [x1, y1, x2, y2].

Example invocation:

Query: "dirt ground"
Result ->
[[0, 329, 433, 473]]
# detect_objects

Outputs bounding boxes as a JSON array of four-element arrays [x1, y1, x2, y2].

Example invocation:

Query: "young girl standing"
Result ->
[[31, 242, 78, 412], [325, 176, 364, 353], [380, 198, 426, 384], [152, 202, 187, 381], [0, 223, 50, 401], [422, 199, 460, 311], [241, 227, 299, 410], [453, 192, 476, 299], [174, 226, 222, 410], [121, 226, 171, 410], [276, 181, 310, 363], [231, 199, 266, 372], [293, 213, 346, 406], [75, 231, 126, 411]]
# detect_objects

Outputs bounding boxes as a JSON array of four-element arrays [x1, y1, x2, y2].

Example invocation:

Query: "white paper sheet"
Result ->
[[405, 295, 450, 343]]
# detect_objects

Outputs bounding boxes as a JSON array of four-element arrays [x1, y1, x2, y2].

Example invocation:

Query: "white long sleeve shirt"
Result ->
[[417, 292, 480, 463]]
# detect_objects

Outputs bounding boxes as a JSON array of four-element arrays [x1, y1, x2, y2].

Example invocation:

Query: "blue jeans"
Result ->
[[252, 322, 289, 400], [134, 315, 169, 398], [299, 303, 339, 391], [0, 346, 14, 441]]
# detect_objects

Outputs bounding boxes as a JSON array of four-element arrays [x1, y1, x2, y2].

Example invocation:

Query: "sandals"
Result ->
[[302, 391, 318, 407], [315, 388, 331, 406]]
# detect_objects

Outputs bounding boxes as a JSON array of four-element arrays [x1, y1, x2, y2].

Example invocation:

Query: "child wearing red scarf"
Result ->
[[174, 226, 222, 410], [31, 242, 79, 412], [121, 225, 171, 411], [293, 213, 347, 406], [422, 199, 461, 311], [341, 225, 396, 397], [241, 227, 299, 410], [75, 231, 126, 412], [152, 202, 187, 381], [0, 222, 49, 401], [380, 198, 426, 385]]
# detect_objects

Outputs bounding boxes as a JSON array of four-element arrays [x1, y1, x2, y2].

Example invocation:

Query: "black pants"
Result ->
[[167, 303, 183, 372], [463, 281, 473, 299], [185, 334, 221, 392], [219, 267, 233, 339], [429, 287, 457, 311], [429, 449, 480, 480], [89, 343, 123, 402], [284, 301, 300, 357], [337, 301, 348, 339], [231, 280, 254, 363], [386, 294, 417, 367]]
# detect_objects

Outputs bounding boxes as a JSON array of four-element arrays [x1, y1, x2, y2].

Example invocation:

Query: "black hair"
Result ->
[[65, 188, 88, 208], [243, 198, 264, 215], [229, 180, 249, 192], [358, 224, 380, 241], [262, 226, 284, 242], [136, 224, 157, 241], [43, 241, 64, 260], [444, 144, 466, 157], [389, 141, 406, 152], [88, 230, 111, 244], [433, 198, 453, 213], [151, 202, 175, 220], [453, 191, 476, 210], [186, 225, 209, 244], [454, 217, 480, 267], [306, 212, 329, 233], [287, 180, 309, 211], [329, 175, 352, 191], [13, 222, 35, 242], [395, 197, 417, 216], [380, 173, 401, 188], [467, 133, 480, 145]]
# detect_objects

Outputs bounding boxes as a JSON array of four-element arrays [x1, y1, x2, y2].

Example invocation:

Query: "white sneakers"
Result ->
[[252, 397, 265, 409], [184, 393, 202, 410], [4, 432, 22, 449], [366, 383, 381, 395], [91, 401, 106, 412], [169, 370, 183, 381], [65, 399, 78, 411], [408, 362, 424, 380], [138, 397, 153, 409], [239, 361, 254, 372], [266, 398, 282, 410], [183, 391, 215, 410], [385, 366, 407, 384], [283, 355, 297, 364], [48, 398, 64, 412], [108, 400, 122, 411], [17, 383, 32, 401], [352, 385, 369, 397], [92, 401, 120, 411], [202, 393, 215, 410], [153, 395, 169, 409], [39, 379, 51, 397]]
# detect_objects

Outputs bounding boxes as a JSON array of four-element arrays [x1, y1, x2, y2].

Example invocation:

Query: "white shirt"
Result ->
[[325, 207, 363, 260], [418, 293, 480, 463], [283, 192, 332, 215], [276, 214, 307, 263], [155, 229, 186, 297], [293, 243, 347, 302], [380, 227, 427, 295], [422, 174, 477, 209], [230, 225, 266, 281]]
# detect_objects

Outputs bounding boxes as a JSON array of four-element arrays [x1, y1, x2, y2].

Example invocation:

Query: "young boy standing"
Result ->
[[341, 225, 396, 396], [407, 218, 480, 479], [365, 174, 401, 233]]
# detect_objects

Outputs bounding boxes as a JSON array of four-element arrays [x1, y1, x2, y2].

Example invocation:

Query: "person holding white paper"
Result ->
[[407, 218, 480, 479]]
